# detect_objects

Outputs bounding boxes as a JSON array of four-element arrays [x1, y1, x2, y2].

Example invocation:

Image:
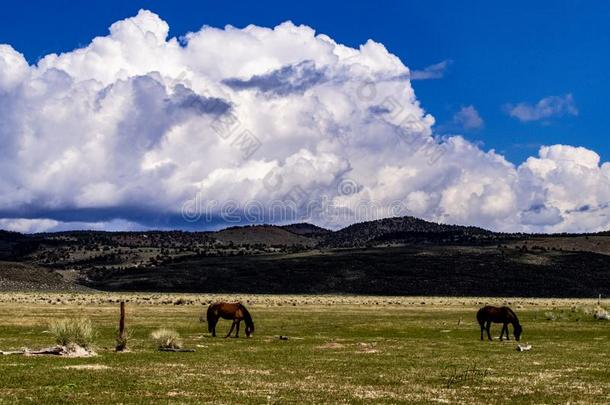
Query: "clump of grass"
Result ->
[[49, 318, 96, 348], [150, 328, 182, 349], [115, 328, 132, 352]]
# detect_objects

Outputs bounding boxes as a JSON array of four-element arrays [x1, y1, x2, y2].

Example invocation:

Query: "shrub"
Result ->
[[115, 328, 132, 351], [150, 328, 182, 349], [49, 318, 96, 348]]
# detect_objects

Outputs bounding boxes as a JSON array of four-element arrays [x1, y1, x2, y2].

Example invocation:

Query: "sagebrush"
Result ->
[[49, 318, 96, 348], [150, 328, 182, 349]]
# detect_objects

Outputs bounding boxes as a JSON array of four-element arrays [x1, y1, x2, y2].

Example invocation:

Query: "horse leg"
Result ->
[[505, 324, 510, 340], [225, 320, 236, 338], [212, 319, 217, 337], [234, 320, 241, 338], [499, 324, 506, 341], [486, 321, 492, 341]]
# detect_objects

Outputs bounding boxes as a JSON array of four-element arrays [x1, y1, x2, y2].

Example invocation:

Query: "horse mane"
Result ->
[[240, 303, 254, 331]]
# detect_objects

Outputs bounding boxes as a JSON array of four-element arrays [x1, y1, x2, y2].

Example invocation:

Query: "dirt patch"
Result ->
[[316, 342, 379, 353], [317, 342, 345, 350], [64, 364, 110, 370], [356, 342, 379, 354]]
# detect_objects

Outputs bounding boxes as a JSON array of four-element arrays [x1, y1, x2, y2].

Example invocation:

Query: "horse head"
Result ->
[[514, 323, 522, 341], [245, 324, 255, 338]]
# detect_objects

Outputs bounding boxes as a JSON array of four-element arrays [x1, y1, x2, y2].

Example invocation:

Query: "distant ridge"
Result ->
[[0, 215, 515, 251], [320, 216, 494, 248]]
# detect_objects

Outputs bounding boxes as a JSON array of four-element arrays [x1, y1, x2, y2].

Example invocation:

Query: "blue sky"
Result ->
[[1, 0, 608, 163]]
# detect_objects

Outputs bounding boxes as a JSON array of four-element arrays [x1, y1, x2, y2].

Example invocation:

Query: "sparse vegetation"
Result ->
[[150, 328, 182, 349], [48, 318, 96, 348]]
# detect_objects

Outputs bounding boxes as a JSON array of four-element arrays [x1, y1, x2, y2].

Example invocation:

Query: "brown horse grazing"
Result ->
[[206, 302, 254, 338], [477, 306, 522, 341]]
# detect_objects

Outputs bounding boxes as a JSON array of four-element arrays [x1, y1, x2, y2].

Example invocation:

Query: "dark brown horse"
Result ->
[[206, 302, 254, 338], [476, 306, 522, 341]]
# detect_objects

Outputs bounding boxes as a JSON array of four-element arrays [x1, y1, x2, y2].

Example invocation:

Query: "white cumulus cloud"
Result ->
[[505, 94, 578, 122], [0, 10, 608, 233]]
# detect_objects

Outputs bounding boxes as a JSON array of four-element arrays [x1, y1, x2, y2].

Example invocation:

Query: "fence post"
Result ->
[[116, 301, 127, 351]]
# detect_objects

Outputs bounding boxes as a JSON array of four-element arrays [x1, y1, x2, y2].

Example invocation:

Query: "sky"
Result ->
[[0, 1, 609, 233]]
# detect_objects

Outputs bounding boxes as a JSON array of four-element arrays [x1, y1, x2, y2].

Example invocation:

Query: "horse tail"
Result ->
[[240, 304, 254, 332], [206, 304, 216, 333]]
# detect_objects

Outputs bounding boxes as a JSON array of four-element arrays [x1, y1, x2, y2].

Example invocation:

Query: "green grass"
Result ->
[[0, 295, 609, 403]]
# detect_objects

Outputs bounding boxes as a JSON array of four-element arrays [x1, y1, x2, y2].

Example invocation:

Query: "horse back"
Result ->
[[210, 302, 244, 320], [477, 305, 517, 324]]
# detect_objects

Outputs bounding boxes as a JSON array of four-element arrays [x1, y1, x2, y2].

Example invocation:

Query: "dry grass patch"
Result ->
[[48, 318, 96, 348], [63, 364, 110, 370], [150, 328, 182, 349], [316, 342, 345, 350]]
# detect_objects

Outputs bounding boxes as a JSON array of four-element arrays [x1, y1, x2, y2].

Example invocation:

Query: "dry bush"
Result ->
[[49, 318, 96, 348], [115, 328, 132, 351], [150, 328, 182, 349]]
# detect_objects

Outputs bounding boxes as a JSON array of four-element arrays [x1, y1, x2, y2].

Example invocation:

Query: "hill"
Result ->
[[320, 216, 501, 247], [1, 215, 610, 296], [214, 225, 316, 247], [281, 223, 332, 238], [0, 261, 89, 291], [83, 245, 610, 297]]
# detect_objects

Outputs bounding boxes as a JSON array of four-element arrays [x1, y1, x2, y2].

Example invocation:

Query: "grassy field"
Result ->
[[0, 294, 609, 404]]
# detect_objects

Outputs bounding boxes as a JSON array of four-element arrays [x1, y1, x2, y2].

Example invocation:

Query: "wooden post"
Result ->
[[119, 301, 126, 337], [116, 301, 127, 351]]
